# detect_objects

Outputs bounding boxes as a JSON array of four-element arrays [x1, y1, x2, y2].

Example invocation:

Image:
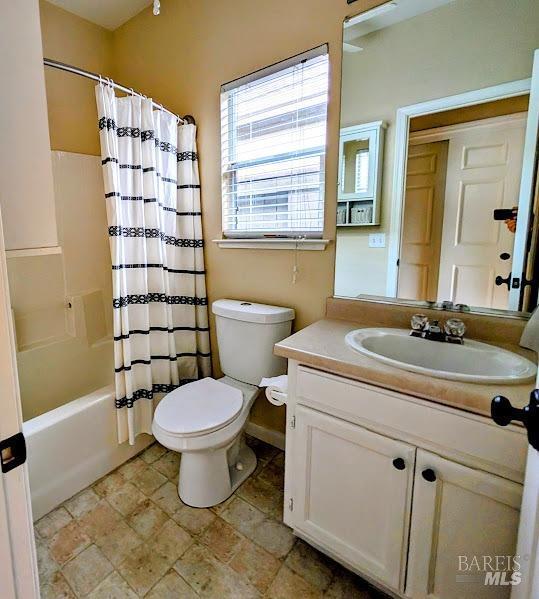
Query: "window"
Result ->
[[355, 148, 369, 194], [220, 45, 329, 239]]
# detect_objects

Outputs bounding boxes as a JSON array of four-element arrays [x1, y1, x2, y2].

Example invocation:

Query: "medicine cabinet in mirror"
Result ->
[[338, 121, 385, 226], [334, 0, 539, 316]]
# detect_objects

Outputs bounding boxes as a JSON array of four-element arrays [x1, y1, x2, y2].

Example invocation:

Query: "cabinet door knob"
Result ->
[[392, 457, 406, 470], [422, 468, 436, 482]]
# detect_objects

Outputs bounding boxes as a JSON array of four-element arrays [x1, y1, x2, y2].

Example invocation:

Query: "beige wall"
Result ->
[[8, 4, 114, 420], [111, 0, 386, 432], [40, 0, 113, 156], [0, 0, 57, 250], [335, 0, 539, 298], [9, 153, 113, 421]]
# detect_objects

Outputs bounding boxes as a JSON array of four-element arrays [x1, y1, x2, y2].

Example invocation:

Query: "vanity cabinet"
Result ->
[[284, 364, 527, 598], [407, 450, 522, 599], [293, 405, 415, 590]]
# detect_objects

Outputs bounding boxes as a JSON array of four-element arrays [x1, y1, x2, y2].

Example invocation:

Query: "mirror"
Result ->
[[334, 0, 539, 316]]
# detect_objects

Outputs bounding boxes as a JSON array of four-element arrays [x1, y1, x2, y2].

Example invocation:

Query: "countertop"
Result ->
[[274, 318, 536, 418]]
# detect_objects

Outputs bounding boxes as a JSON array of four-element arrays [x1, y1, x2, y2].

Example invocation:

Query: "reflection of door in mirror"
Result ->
[[398, 111, 527, 310], [437, 116, 526, 309], [398, 141, 448, 302], [522, 173, 539, 312]]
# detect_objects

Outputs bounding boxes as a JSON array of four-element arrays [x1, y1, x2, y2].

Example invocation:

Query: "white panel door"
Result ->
[[399, 142, 448, 301], [407, 449, 522, 599], [510, 49, 539, 311], [437, 115, 526, 309], [292, 405, 415, 593], [511, 447, 539, 599], [0, 209, 39, 598]]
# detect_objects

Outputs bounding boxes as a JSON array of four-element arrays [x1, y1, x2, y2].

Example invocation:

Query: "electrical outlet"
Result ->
[[369, 233, 386, 248]]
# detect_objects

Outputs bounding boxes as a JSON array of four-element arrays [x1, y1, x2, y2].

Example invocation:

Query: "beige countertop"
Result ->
[[274, 318, 536, 419]]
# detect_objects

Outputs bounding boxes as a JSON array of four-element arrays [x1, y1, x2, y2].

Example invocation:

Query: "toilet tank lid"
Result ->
[[212, 299, 295, 324]]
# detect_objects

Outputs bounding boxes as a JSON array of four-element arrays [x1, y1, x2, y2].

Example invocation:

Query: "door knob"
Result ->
[[499, 252, 511, 261], [491, 390, 539, 451], [495, 274, 511, 290], [421, 468, 436, 482], [392, 457, 406, 470]]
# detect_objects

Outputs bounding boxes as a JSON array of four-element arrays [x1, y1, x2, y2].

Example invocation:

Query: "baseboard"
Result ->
[[246, 422, 285, 451]]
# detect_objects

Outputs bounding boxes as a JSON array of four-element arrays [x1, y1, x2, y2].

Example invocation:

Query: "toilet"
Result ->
[[152, 299, 295, 508]]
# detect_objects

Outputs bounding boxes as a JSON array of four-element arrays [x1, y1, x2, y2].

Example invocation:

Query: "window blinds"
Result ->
[[220, 45, 329, 238], [355, 149, 369, 194]]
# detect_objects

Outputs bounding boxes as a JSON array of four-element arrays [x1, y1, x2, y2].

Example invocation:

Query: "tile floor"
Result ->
[[35, 436, 388, 598]]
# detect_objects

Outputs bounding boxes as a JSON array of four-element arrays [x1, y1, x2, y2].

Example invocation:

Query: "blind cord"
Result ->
[[292, 235, 306, 284]]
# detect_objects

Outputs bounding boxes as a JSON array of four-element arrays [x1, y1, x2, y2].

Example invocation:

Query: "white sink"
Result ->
[[345, 328, 537, 385]]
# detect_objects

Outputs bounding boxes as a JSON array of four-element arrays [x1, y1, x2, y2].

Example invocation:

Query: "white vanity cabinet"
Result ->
[[407, 450, 522, 599], [293, 405, 415, 590], [284, 364, 528, 598]]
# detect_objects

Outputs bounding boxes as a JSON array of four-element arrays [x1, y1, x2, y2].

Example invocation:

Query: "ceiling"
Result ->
[[46, 0, 153, 31]]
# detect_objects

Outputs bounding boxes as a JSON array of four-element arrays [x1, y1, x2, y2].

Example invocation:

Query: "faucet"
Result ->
[[410, 314, 466, 344], [436, 300, 471, 312]]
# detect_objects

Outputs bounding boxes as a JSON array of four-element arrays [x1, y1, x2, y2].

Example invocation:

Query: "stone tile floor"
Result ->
[[35, 436, 388, 598]]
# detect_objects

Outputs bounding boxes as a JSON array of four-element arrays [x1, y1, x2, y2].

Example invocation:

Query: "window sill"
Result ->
[[212, 238, 330, 251]]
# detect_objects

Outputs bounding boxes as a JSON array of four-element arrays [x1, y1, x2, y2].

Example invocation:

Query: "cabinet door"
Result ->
[[292, 405, 415, 592], [407, 449, 522, 599]]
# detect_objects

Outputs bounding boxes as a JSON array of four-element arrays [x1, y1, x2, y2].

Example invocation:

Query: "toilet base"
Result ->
[[178, 440, 257, 508]]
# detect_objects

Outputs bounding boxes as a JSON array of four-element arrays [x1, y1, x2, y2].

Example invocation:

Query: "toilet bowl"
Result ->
[[152, 299, 295, 508], [153, 376, 259, 507]]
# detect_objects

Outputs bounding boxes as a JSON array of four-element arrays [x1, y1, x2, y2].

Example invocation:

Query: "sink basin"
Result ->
[[345, 328, 537, 385]]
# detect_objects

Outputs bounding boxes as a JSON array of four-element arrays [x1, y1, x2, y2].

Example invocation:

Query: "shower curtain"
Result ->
[[95, 84, 211, 445]]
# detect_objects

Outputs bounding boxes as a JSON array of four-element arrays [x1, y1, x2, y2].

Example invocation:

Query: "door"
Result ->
[[0, 208, 39, 598], [437, 115, 527, 309], [398, 141, 448, 301], [510, 49, 539, 311], [489, 388, 539, 598], [407, 449, 522, 599], [293, 405, 415, 592], [520, 172, 539, 312]]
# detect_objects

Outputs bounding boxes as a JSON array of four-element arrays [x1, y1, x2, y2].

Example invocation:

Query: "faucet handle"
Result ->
[[445, 318, 466, 340], [411, 314, 429, 331]]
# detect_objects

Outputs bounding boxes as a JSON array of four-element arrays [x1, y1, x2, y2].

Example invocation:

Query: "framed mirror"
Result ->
[[334, 0, 539, 317]]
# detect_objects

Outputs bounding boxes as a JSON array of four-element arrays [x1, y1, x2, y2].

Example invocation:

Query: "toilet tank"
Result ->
[[212, 299, 295, 385]]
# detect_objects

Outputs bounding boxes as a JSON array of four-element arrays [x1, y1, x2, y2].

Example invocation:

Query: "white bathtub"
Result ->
[[23, 385, 152, 520]]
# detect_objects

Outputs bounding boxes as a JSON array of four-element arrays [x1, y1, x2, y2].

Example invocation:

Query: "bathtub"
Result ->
[[23, 385, 152, 520]]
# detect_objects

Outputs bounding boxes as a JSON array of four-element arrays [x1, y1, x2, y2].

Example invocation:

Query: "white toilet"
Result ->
[[152, 299, 294, 508]]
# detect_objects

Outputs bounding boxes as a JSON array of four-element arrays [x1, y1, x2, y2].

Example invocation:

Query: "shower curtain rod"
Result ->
[[43, 57, 194, 125]]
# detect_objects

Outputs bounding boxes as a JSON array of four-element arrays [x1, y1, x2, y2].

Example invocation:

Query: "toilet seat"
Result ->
[[154, 377, 243, 438]]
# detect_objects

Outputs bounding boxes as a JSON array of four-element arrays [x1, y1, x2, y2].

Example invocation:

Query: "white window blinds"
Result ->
[[220, 45, 329, 238], [355, 149, 369, 194]]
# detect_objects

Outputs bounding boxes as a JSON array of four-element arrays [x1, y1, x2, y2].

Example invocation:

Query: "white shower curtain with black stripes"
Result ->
[[96, 84, 211, 445]]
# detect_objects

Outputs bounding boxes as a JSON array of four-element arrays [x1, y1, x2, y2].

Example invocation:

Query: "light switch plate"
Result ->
[[369, 233, 386, 248]]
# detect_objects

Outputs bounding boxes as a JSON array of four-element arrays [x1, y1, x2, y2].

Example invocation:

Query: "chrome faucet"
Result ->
[[410, 314, 466, 344], [435, 300, 471, 313]]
